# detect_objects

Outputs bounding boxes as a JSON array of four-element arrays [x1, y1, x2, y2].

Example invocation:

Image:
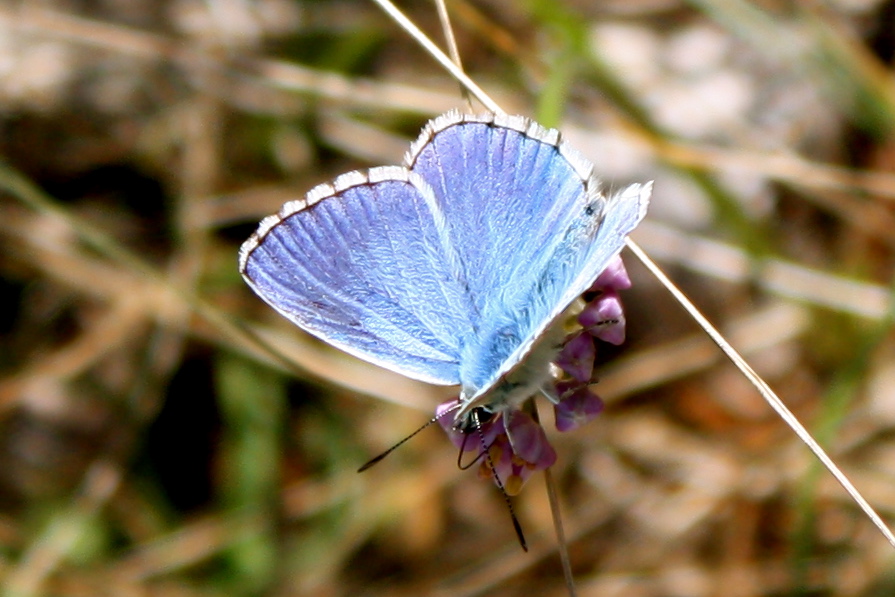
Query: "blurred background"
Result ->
[[2, 0, 895, 595]]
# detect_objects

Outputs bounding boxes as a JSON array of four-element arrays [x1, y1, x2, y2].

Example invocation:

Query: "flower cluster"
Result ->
[[437, 255, 632, 494]]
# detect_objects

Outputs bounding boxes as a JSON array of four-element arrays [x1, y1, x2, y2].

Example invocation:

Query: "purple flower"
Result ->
[[436, 401, 556, 495], [479, 411, 556, 495]]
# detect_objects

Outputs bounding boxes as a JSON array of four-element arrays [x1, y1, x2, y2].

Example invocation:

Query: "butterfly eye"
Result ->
[[456, 406, 495, 433]]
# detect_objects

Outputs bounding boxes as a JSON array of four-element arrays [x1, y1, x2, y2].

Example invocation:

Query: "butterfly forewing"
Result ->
[[240, 167, 469, 386]]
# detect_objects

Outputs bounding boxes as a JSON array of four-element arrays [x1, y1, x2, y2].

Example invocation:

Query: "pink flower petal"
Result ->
[[554, 332, 596, 383], [589, 255, 631, 291], [504, 410, 557, 469], [479, 433, 550, 496], [579, 290, 626, 345], [554, 386, 604, 432]]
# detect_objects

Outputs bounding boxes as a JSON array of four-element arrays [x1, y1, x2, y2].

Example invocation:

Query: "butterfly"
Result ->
[[238, 111, 651, 427]]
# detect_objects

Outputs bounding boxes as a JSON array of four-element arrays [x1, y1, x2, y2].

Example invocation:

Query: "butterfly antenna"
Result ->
[[456, 432, 490, 470], [357, 402, 461, 472], [457, 431, 475, 469], [472, 409, 528, 552]]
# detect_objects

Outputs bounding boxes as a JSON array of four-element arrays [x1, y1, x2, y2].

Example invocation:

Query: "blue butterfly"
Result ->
[[239, 111, 650, 425]]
